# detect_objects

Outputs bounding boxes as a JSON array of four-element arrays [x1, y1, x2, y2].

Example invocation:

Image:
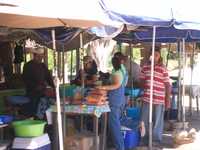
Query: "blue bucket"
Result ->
[[0, 115, 13, 124], [126, 107, 141, 121], [122, 130, 140, 149], [125, 88, 143, 98]]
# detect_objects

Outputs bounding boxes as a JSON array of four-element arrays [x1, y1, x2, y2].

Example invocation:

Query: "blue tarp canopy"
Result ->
[[100, 0, 200, 31], [100, 0, 173, 27], [115, 26, 200, 43], [34, 27, 97, 51]]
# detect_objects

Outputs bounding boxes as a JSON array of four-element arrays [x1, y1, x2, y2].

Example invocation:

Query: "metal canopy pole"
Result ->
[[177, 41, 182, 122], [129, 43, 133, 88], [80, 32, 84, 90], [189, 43, 195, 116], [51, 29, 64, 150], [76, 49, 80, 74], [182, 38, 186, 129], [62, 45, 66, 138], [149, 26, 156, 150], [70, 50, 73, 81]]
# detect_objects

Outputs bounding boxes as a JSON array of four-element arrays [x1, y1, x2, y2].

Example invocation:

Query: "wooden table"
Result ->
[[49, 104, 110, 150]]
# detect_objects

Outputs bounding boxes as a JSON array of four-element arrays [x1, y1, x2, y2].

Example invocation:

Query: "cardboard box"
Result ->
[[64, 133, 98, 150]]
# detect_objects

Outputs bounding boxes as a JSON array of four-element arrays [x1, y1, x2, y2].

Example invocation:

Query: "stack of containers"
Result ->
[[121, 107, 141, 149], [12, 120, 50, 150]]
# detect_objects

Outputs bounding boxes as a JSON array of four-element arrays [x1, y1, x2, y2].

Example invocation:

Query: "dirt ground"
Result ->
[[108, 96, 200, 150]]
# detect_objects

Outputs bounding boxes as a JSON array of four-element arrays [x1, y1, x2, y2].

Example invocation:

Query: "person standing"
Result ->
[[140, 46, 171, 146], [22, 47, 55, 117], [97, 55, 126, 150]]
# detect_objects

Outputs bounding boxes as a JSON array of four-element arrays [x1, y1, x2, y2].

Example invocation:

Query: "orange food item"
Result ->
[[90, 89, 107, 95]]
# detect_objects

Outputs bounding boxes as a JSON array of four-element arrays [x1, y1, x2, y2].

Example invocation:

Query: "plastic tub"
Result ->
[[126, 107, 141, 121], [12, 120, 46, 137], [122, 130, 140, 149], [125, 88, 143, 98], [0, 115, 13, 124], [59, 84, 77, 97]]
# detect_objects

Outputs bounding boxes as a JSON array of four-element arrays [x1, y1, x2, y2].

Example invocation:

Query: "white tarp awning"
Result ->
[[0, 0, 119, 29]]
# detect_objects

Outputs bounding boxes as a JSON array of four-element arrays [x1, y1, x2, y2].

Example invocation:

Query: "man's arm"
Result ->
[[165, 83, 171, 109]]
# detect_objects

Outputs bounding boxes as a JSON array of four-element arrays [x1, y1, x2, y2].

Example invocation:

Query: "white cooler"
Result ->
[[12, 134, 51, 150]]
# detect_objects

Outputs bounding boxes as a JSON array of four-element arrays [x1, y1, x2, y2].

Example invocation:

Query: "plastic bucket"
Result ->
[[0, 115, 13, 124], [122, 130, 140, 149], [126, 107, 141, 121], [125, 88, 143, 98], [12, 120, 46, 137]]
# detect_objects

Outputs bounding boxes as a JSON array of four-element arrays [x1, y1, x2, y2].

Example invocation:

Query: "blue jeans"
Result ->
[[141, 102, 165, 143], [109, 106, 125, 150]]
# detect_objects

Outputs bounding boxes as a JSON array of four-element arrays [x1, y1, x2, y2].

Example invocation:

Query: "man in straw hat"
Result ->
[[22, 47, 55, 118]]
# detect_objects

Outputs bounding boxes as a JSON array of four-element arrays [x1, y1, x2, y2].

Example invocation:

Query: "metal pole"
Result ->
[[129, 43, 133, 88], [62, 46, 65, 84], [62, 45, 66, 138], [76, 49, 80, 74], [52, 30, 57, 72], [189, 43, 195, 116], [51, 29, 64, 150], [149, 26, 156, 150], [70, 50, 73, 81], [80, 32, 84, 90], [177, 41, 182, 122], [58, 51, 61, 78], [182, 39, 186, 129]]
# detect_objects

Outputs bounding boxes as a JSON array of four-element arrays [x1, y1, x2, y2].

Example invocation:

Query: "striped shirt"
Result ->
[[140, 63, 170, 105]]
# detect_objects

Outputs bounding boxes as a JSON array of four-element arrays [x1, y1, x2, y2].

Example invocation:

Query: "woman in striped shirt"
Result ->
[[140, 46, 171, 146]]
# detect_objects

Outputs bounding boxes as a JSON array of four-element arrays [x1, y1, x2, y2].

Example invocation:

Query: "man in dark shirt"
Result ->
[[22, 47, 55, 117]]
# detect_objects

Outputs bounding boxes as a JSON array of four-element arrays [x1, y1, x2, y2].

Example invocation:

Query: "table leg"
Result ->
[[102, 113, 107, 150], [94, 116, 99, 150]]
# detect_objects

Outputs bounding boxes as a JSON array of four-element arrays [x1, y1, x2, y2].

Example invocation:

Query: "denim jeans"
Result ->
[[141, 102, 165, 143], [109, 106, 125, 150]]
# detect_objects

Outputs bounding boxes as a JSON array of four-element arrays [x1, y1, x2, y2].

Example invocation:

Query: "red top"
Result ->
[[140, 63, 170, 105]]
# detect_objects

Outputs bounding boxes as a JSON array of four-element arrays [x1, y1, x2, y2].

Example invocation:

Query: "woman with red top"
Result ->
[[140, 46, 171, 146]]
